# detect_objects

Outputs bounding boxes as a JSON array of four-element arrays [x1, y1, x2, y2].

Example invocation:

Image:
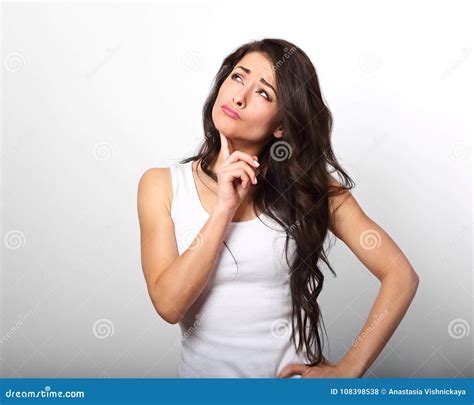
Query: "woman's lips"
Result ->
[[222, 105, 240, 119]]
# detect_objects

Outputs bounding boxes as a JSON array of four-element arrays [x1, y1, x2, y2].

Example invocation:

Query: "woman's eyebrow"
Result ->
[[235, 65, 276, 94]]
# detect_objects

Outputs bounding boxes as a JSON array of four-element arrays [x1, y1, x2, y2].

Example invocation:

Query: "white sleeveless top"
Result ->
[[168, 160, 308, 378]]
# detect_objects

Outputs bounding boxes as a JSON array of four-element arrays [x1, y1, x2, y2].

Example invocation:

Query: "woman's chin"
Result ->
[[214, 122, 240, 138]]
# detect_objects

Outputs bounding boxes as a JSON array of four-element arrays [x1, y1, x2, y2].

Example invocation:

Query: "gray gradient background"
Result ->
[[1, 1, 472, 378]]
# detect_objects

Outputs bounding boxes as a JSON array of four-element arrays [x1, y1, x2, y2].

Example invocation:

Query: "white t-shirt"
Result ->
[[168, 160, 308, 378]]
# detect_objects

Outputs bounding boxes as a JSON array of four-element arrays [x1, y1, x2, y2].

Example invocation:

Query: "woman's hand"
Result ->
[[215, 133, 260, 213], [276, 361, 356, 378]]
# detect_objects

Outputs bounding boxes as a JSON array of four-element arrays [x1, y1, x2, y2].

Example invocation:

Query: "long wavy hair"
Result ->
[[181, 38, 355, 367]]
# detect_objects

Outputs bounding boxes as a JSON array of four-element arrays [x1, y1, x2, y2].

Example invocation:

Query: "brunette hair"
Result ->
[[181, 38, 355, 367]]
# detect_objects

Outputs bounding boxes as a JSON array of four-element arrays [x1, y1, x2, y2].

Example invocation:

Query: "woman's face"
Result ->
[[211, 51, 282, 143]]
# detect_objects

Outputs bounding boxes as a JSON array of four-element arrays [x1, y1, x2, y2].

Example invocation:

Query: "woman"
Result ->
[[137, 38, 420, 378]]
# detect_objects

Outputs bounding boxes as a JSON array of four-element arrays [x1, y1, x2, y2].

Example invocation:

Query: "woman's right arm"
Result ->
[[137, 168, 238, 325]]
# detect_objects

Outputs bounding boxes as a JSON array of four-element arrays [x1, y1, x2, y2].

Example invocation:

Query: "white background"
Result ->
[[1, 0, 472, 377]]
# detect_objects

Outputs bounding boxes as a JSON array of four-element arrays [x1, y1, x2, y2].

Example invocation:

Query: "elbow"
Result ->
[[153, 302, 182, 324], [148, 279, 182, 325], [403, 267, 420, 294], [163, 307, 182, 324], [382, 266, 420, 291], [409, 267, 420, 288], [160, 311, 181, 325], [150, 295, 182, 325], [412, 272, 420, 294]]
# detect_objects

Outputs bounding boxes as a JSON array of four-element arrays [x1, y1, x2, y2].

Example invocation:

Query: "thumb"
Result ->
[[276, 363, 308, 378]]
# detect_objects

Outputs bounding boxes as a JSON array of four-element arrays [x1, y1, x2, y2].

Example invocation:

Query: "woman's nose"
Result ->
[[232, 91, 246, 108]]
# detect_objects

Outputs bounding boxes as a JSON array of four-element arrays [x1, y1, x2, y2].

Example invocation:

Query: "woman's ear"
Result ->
[[273, 125, 284, 138]]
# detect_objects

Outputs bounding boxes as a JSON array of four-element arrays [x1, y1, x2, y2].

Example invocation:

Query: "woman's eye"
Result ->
[[231, 73, 242, 82], [231, 73, 270, 100], [257, 89, 269, 100]]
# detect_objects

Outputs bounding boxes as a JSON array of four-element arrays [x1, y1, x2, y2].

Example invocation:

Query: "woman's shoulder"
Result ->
[[138, 167, 173, 213], [140, 166, 172, 184]]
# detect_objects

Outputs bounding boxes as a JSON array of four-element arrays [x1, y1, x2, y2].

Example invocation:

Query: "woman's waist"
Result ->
[[177, 330, 306, 378], [179, 327, 297, 363]]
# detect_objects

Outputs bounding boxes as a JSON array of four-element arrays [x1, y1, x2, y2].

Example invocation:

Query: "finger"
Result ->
[[224, 151, 260, 170], [222, 167, 251, 188], [220, 133, 233, 160], [277, 364, 309, 378], [230, 161, 257, 185], [238, 170, 251, 190], [240, 177, 249, 189], [237, 169, 251, 188]]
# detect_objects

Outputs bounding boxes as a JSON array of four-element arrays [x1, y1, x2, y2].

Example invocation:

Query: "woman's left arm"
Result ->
[[278, 179, 420, 379], [328, 179, 420, 378]]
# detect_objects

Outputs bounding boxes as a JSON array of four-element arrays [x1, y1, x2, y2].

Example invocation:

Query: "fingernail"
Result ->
[[253, 160, 260, 167]]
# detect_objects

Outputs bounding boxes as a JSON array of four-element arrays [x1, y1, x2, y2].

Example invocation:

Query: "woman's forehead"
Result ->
[[235, 52, 276, 86]]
